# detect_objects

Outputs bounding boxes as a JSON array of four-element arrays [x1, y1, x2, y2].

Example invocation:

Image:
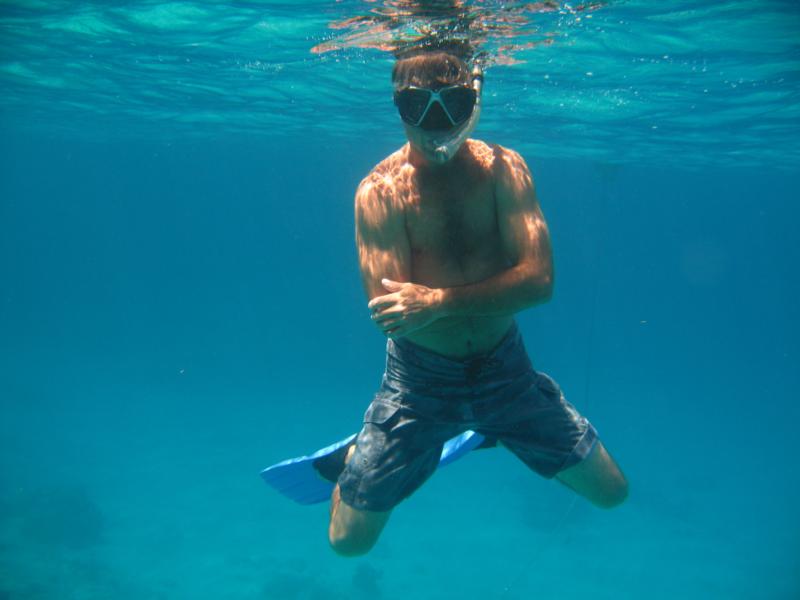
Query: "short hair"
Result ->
[[391, 51, 471, 90]]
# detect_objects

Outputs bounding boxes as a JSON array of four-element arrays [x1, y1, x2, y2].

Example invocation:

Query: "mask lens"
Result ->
[[394, 88, 432, 125], [419, 101, 453, 131], [440, 86, 477, 125]]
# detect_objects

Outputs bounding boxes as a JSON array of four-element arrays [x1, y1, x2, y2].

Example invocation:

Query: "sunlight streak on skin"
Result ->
[[355, 140, 553, 343]]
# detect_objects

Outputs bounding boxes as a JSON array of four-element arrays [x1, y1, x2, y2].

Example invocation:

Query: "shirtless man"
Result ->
[[328, 51, 628, 557]]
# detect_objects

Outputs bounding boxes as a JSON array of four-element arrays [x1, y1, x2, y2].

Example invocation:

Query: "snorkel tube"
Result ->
[[430, 65, 484, 164]]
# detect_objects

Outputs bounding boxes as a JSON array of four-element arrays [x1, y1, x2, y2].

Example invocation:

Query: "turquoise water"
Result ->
[[1, 1, 799, 599]]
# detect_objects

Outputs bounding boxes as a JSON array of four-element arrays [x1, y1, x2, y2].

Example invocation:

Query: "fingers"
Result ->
[[368, 293, 398, 313], [372, 309, 402, 324], [367, 281, 424, 339], [381, 278, 404, 292], [378, 314, 423, 338], [370, 307, 405, 335], [375, 314, 403, 332], [377, 316, 422, 339]]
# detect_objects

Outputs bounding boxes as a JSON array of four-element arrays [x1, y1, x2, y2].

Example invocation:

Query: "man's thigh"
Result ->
[[337, 395, 457, 512], [555, 440, 628, 508]]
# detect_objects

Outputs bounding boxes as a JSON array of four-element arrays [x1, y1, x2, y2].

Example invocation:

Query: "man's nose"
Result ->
[[420, 101, 452, 131]]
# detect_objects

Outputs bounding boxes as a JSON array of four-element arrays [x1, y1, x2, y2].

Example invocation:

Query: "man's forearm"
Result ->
[[436, 263, 553, 318]]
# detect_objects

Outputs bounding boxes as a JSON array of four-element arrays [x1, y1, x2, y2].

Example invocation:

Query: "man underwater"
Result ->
[[265, 50, 628, 557]]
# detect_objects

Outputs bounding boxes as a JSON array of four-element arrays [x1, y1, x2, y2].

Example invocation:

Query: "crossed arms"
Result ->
[[355, 148, 553, 338]]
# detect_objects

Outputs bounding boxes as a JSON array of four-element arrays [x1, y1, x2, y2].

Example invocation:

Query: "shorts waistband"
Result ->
[[386, 322, 526, 382]]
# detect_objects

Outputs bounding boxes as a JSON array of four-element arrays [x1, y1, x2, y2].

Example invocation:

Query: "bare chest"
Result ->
[[403, 177, 507, 284]]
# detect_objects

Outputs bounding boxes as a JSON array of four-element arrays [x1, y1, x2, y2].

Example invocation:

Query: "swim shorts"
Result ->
[[337, 323, 598, 512]]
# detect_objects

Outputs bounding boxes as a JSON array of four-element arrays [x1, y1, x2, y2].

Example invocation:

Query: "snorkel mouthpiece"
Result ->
[[432, 145, 454, 164], [430, 66, 483, 164]]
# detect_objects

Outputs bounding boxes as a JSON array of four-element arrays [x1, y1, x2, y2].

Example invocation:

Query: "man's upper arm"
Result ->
[[494, 148, 553, 286], [354, 176, 411, 300]]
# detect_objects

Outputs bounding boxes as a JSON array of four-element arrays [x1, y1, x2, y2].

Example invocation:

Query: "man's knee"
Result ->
[[328, 524, 380, 557], [592, 475, 629, 509], [328, 506, 388, 557], [328, 485, 390, 557], [557, 440, 629, 509]]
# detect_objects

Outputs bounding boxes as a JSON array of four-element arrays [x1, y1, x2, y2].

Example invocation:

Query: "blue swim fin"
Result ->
[[261, 430, 486, 505]]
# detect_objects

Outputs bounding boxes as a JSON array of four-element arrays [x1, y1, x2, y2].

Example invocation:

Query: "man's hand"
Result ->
[[368, 279, 444, 338]]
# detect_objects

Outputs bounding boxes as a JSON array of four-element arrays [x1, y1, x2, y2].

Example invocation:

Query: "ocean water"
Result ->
[[1, 1, 798, 599]]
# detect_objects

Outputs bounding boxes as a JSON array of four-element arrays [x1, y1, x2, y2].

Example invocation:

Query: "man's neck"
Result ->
[[406, 142, 469, 174]]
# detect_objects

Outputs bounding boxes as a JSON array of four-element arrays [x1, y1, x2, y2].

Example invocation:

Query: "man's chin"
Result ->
[[427, 148, 452, 164], [417, 141, 464, 165]]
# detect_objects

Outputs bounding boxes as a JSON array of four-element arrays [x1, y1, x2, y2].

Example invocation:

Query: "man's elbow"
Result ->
[[527, 269, 553, 306], [513, 264, 553, 311], [538, 274, 554, 303]]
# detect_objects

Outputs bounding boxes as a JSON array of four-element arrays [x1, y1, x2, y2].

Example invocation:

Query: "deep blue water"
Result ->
[[1, 2, 799, 599]]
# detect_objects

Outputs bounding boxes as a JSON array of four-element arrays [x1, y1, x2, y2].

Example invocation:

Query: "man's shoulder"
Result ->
[[462, 140, 529, 182], [466, 140, 527, 172], [355, 146, 409, 206], [374, 146, 410, 180], [478, 142, 535, 202]]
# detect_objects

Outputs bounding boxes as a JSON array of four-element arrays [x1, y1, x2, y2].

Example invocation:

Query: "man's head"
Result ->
[[391, 51, 483, 165], [392, 51, 472, 91]]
